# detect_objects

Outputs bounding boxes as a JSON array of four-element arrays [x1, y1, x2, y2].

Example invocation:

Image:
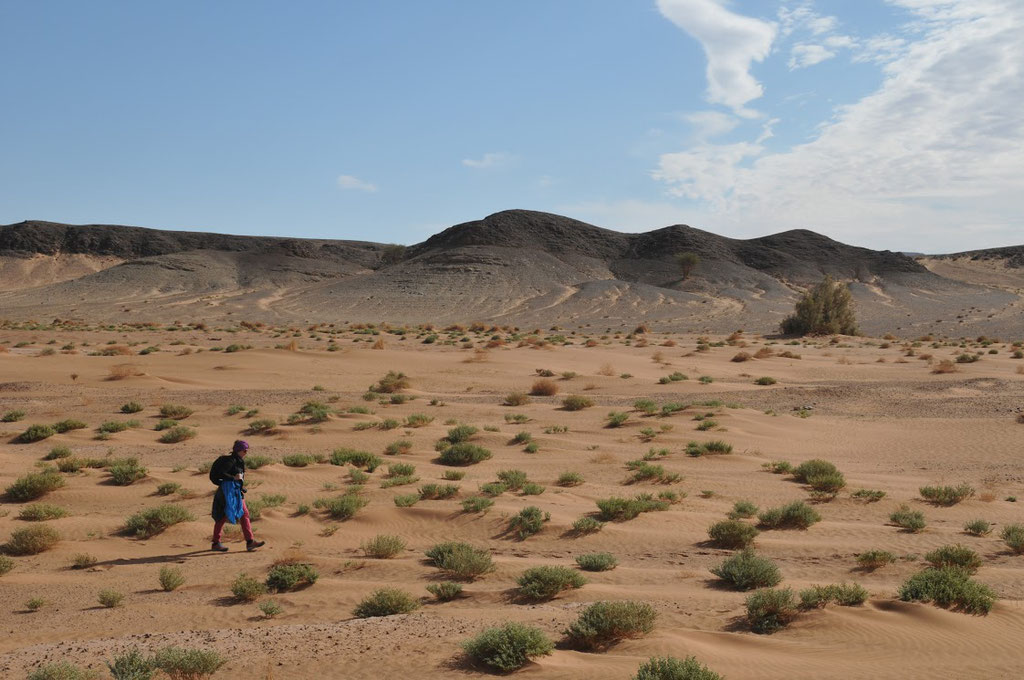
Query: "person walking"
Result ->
[[209, 440, 265, 552]]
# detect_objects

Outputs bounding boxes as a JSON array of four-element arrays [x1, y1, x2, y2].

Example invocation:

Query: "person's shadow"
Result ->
[[90, 548, 224, 568]]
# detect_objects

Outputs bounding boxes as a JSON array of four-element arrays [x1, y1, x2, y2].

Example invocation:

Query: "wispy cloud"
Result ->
[[336, 174, 377, 192], [653, 0, 1024, 251], [656, 0, 777, 117], [788, 43, 836, 69], [462, 152, 512, 169]]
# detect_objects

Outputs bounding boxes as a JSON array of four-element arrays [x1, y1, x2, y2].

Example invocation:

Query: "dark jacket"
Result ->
[[210, 453, 246, 521]]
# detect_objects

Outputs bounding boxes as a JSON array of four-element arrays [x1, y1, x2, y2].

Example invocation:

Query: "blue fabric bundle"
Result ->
[[221, 479, 245, 524]]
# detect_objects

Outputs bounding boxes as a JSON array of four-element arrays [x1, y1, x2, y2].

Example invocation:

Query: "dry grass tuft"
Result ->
[[932, 360, 958, 374], [530, 379, 558, 396], [107, 363, 144, 380]]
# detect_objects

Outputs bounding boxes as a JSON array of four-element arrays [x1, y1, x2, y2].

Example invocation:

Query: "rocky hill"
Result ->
[[0, 211, 1019, 335]]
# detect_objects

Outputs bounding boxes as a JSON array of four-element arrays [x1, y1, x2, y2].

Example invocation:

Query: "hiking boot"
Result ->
[[211, 542, 229, 552], [246, 540, 265, 552]]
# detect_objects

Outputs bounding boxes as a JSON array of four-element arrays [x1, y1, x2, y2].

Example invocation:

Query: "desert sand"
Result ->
[[1, 324, 1022, 679]]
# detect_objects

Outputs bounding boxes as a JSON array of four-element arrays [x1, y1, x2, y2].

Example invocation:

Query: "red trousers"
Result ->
[[212, 499, 254, 542]]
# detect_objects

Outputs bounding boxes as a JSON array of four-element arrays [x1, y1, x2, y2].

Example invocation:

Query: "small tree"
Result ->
[[781, 275, 858, 336], [674, 252, 700, 281]]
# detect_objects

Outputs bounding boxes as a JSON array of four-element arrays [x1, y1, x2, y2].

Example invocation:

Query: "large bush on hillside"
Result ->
[[781, 275, 858, 336]]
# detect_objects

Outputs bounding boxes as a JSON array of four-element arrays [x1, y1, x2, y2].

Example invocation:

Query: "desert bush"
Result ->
[[890, 504, 927, 532], [154, 418, 178, 431], [606, 411, 629, 427], [754, 376, 777, 386], [158, 426, 196, 444], [799, 583, 868, 608], [159, 404, 193, 420], [231, 573, 266, 601], [1001, 523, 1024, 553], [576, 552, 618, 571], [27, 662, 97, 680], [266, 563, 319, 591], [504, 392, 530, 406], [557, 471, 584, 486], [758, 501, 821, 529], [898, 567, 995, 614], [508, 506, 550, 539], [461, 496, 494, 513], [108, 458, 148, 485], [426, 581, 463, 601], [572, 516, 605, 534], [925, 544, 982, 573], [0, 555, 14, 576], [1, 409, 25, 422], [258, 600, 283, 618], [17, 424, 56, 443], [418, 483, 459, 499], [5, 525, 61, 555], [330, 448, 382, 471], [707, 520, 759, 548], [54, 419, 88, 433], [403, 413, 433, 428], [792, 459, 839, 483], [387, 462, 416, 478], [496, 469, 528, 491], [963, 519, 992, 536], [282, 453, 317, 467], [159, 565, 186, 592], [632, 656, 722, 680], [44, 445, 72, 460], [98, 588, 125, 608], [857, 550, 897, 570], [745, 587, 798, 633], [18, 503, 69, 521], [124, 504, 194, 538], [156, 482, 182, 496], [438, 442, 492, 466], [153, 647, 226, 679], [510, 430, 532, 444], [98, 420, 140, 434], [596, 494, 669, 521], [371, 371, 410, 393], [120, 401, 144, 414], [685, 440, 733, 457], [728, 500, 758, 520], [505, 413, 531, 424], [107, 647, 156, 680], [462, 622, 554, 672], [806, 471, 846, 495], [313, 493, 368, 520], [425, 542, 494, 580], [517, 565, 586, 600], [393, 493, 420, 507], [932, 359, 958, 373], [562, 395, 594, 411], [6, 470, 66, 501], [763, 460, 793, 474], [444, 424, 478, 444], [781, 275, 858, 336], [851, 488, 886, 502], [564, 600, 657, 650], [530, 379, 559, 396], [521, 482, 545, 495], [353, 588, 420, 617], [920, 483, 974, 506], [247, 418, 278, 434], [711, 549, 781, 590], [69, 553, 97, 569]]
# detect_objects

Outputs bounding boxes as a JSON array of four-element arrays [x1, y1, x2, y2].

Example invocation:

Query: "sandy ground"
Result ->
[[1, 325, 1022, 679]]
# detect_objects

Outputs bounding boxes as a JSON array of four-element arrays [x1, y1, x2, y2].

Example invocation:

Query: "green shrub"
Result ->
[[564, 601, 657, 650], [562, 395, 594, 411], [763, 460, 793, 474], [497, 469, 529, 491], [606, 411, 629, 427], [517, 565, 586, 600], [1000, 523, 1024, 553], [799, 583, 868, 608], [425, 542, 494, 580], [781, 275, 858, 335], [154, 419, 178, 431], [898, 567, 995, 614], [890, 504, 926, 532], [159, 565, 186, 592], [418, 483, 460, 500], [330, 448, 382, 471], [158, 426, 196, 444], [56, 458, 84, 473], [353, 587, 420, 617], [44, 445, 72, 460], [557, 471, 584, 486], [361, 534, 406, 558], [521, 482, 545, 495], [282, 453, 316, 467], [107, 647, 155, 680], [576, 552, 618, 571], [120, 401, 144, 414], [98, 420, 140, 434], [258, 600, 283, 618], [5, 525, 61, 555], [156, 482, 182, 496], [385, 440, 413, 455], [806, 471, 846, 495], [124, 504, 195, 538], [27, 662, 97, 680], [388, 462, 416, 477], [857, 550, 896, 570], [247, 418, 277, 434], [98, 588, 125, 608], [728, 500, 758, 520], [157, 404, 193, 420], [1, 409, 25, 422], [792, 459, 838, 482], [70, 553, 97, 569], [445, 424, 478, 443], [154, 646, 226, 679], [266, 563, 319, 591], [5, 470, 65, 501], [231, 573, 267, 601], [313, 494, 368, 520], [0, 555, 14, 576], [508, 506, 550, 539], [462, 622, 554, 672], [596, 494, 669, 521], [920, 484, 974, 506], [479, 482, 508, 497], [18, 424, 56, 443], [371, 371, 409, 393], [461, 496, 494, 513], [633, 399, 658, 415], [851, 488, 886, 502], [745, 587, 798, 633], [707, 520, 759, 548], [426, 581, 463, 601], [572, 516, 604, 534], [758, 501, 820, 529], [18, 503, 69, 521], [963, 519, 992, 536], [632, 656, 722, 680], [925, 544, 982, 573], [438, 442, 492, 466], [393, 493, 420, 507], [404, 413, 434, 427], [754, 377, 777, 386], [108, 458, 148, 485], [685, 440, 733, 457], [711, 549, 781, 590]]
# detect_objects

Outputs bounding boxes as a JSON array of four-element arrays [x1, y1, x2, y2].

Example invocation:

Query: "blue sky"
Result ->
[[1, 1, 1021, 252]]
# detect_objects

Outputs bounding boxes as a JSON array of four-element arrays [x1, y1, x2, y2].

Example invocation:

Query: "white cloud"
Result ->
[[683, 110, 740, 139], [788, 43, 836, 69], [462, 152, 512, 169], [337, 175, 377, 192], [656, 0, 777, 117], [653, 0, 1024, 252]]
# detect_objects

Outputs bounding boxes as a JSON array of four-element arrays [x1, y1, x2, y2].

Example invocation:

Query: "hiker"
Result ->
[[209, 440, 265, 552]]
